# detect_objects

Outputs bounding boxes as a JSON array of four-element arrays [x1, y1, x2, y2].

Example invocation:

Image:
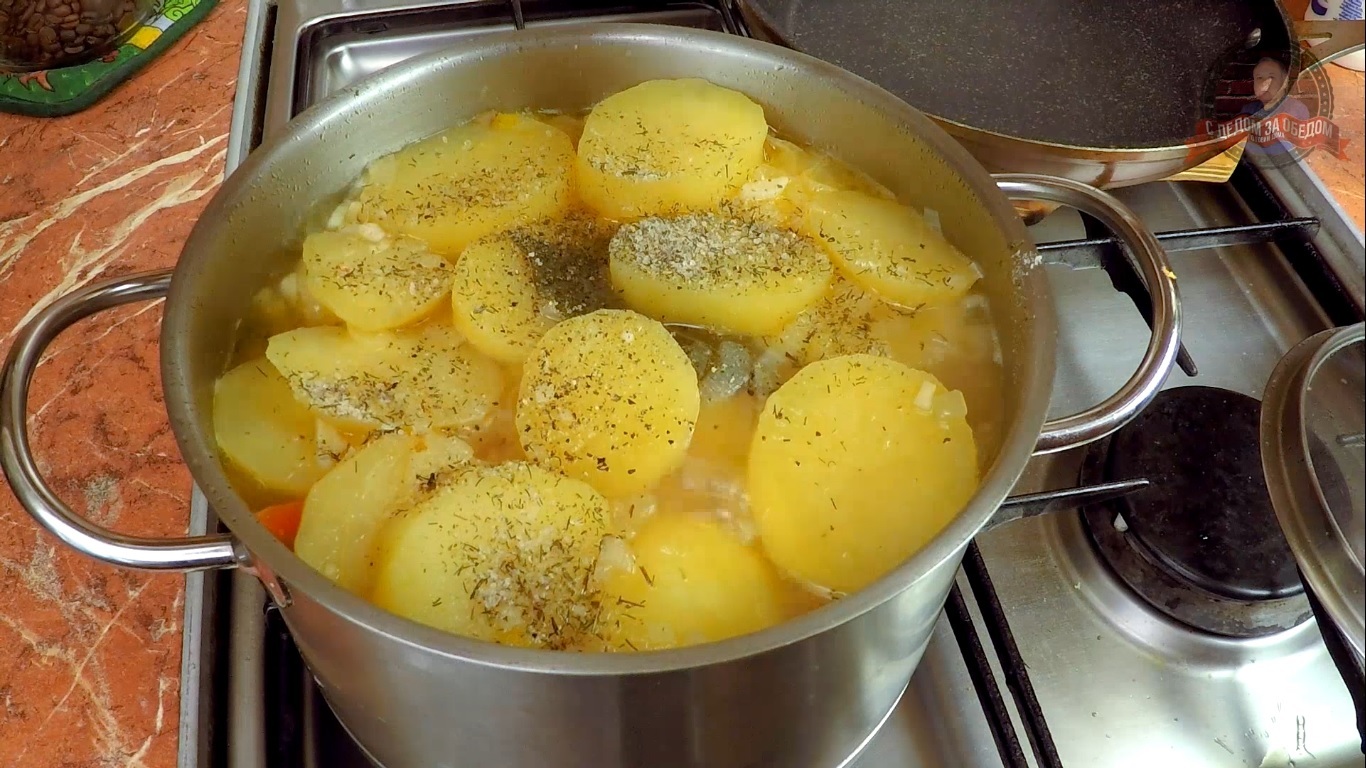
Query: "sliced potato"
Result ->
[[247, 282, 305, 340], [749, 278, 892, 397], [725, 137, 894, 230], [609, 213, 832, 336], [691, 392, 760, 471], [461, 379, 526, 465], [294, 432, 417, 594], [408, 430, 477, 493], [265, 323, 502, 432], [800, 190, 980, 308], [213, 359, 330, 497], [294, 430, 474, 595], [536, 113, 586, 147], [599, 514, 788, 650], [648, 392, 761, 546], [451, 215, 616, 364], [517, 309, 699, 497], [396, 322, 505, 432], [577, 79, 768, 220], [450, 238, 553, 365], [764, 136, 894, 199], [265, 326, 394, 430], [370, 462, 613, 649], [358, 113, 575, 254], [749, 354, 979, 594], [279, 261, 341, 327], [302, 228, 454, 332], [875, 297, 1006, 460], [765, 278, 890, 363]]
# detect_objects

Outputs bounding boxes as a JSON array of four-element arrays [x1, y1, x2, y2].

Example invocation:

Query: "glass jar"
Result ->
[[0, 0, 157, 73]]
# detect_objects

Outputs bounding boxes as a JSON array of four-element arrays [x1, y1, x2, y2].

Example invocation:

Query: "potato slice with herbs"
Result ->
[[609, 213, 832, 336], [875, 297, 1007, 459], [294, 431, 473, 595], [266, 323, 502, 433], [800, 190, 980, 308], [451, 215, 616, 364], [536, 113, 586, 147], [370, 462, 613, 649], [451, 238, 555, 365], [213, 358, 330, 497], [750, 278, 894, 397], [598, 514, 788, 650], [294, 432, 415, 594], [517, 309, 699, 497], [749, 354, 979, 594], [576, 78, 768, 220], [358, 113, 575, 254], [765, 279, 890, 362], [649, 390, 759, 546], [764, 136, 894, 199], [407, 429, 478, 491], [725, 137, 895, 231], [752, 279, 1002, 403], [302, 228, 455, 332]]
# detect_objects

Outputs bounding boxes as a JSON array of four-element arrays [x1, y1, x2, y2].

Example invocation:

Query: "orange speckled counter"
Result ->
[[0, 1, 244, 766], [0, 7, 1361, 765], [1308, 66, 1366, 231]]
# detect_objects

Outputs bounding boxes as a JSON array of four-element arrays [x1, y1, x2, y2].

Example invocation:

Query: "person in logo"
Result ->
[[1240, 55, 1311, 158]]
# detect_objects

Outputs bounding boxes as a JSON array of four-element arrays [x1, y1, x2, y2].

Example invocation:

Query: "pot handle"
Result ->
[[993, 174, 1182, 455], [1, 270, 243, 572]]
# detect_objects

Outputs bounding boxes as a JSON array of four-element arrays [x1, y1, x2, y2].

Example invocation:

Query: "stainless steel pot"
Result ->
[[1, 25, 1181, 768]]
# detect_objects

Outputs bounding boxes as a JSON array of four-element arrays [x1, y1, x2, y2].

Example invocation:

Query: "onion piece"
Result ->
[[923, 207, 942, 235], [700, 341, 752, 402]]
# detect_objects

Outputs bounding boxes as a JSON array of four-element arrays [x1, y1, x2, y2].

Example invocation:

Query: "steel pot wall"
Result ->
[[1, 25, 1181, 768]]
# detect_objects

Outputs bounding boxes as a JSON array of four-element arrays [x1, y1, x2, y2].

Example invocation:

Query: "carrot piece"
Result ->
[[256, 500, 305, 549]]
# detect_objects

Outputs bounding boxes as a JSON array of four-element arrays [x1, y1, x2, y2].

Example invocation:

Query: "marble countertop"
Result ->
[[0, 1, 245, 765], [0, 4, 1361, 765]]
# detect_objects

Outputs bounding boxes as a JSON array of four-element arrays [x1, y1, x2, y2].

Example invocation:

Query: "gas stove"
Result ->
[[176, 2, 1366, 766]]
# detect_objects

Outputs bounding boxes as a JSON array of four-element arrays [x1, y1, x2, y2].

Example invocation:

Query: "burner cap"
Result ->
[[1081, 386, 1311, 638], [1109, 387, 1302, 600]]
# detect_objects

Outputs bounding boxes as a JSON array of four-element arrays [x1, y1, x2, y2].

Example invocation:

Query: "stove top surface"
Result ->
[[179, 2, 1366, 766]]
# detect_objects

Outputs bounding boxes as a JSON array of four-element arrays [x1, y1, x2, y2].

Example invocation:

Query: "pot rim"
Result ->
[[162, 22, 1054, 675]]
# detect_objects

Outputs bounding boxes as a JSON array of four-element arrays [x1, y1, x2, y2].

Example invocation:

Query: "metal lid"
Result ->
[[1261, 322, 1365, 659]]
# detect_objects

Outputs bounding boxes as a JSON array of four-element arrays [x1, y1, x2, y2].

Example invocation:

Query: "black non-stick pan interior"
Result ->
[[739, 0, 1294, 149]]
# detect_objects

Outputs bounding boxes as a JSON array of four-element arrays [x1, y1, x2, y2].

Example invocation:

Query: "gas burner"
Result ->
[[1079, 386, 1312, 638]]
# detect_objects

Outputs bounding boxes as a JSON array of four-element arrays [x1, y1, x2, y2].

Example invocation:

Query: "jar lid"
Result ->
[[1261, 322, 1365, 659]]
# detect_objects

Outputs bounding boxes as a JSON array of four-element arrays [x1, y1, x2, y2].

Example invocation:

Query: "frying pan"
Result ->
[[736, 0, 1365, 189]]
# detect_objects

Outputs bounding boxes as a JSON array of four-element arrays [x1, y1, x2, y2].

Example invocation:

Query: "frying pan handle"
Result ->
[[993, 174, 1182, 455], [1295, 20, 1366, 67], [0, 270, 244, 572]]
